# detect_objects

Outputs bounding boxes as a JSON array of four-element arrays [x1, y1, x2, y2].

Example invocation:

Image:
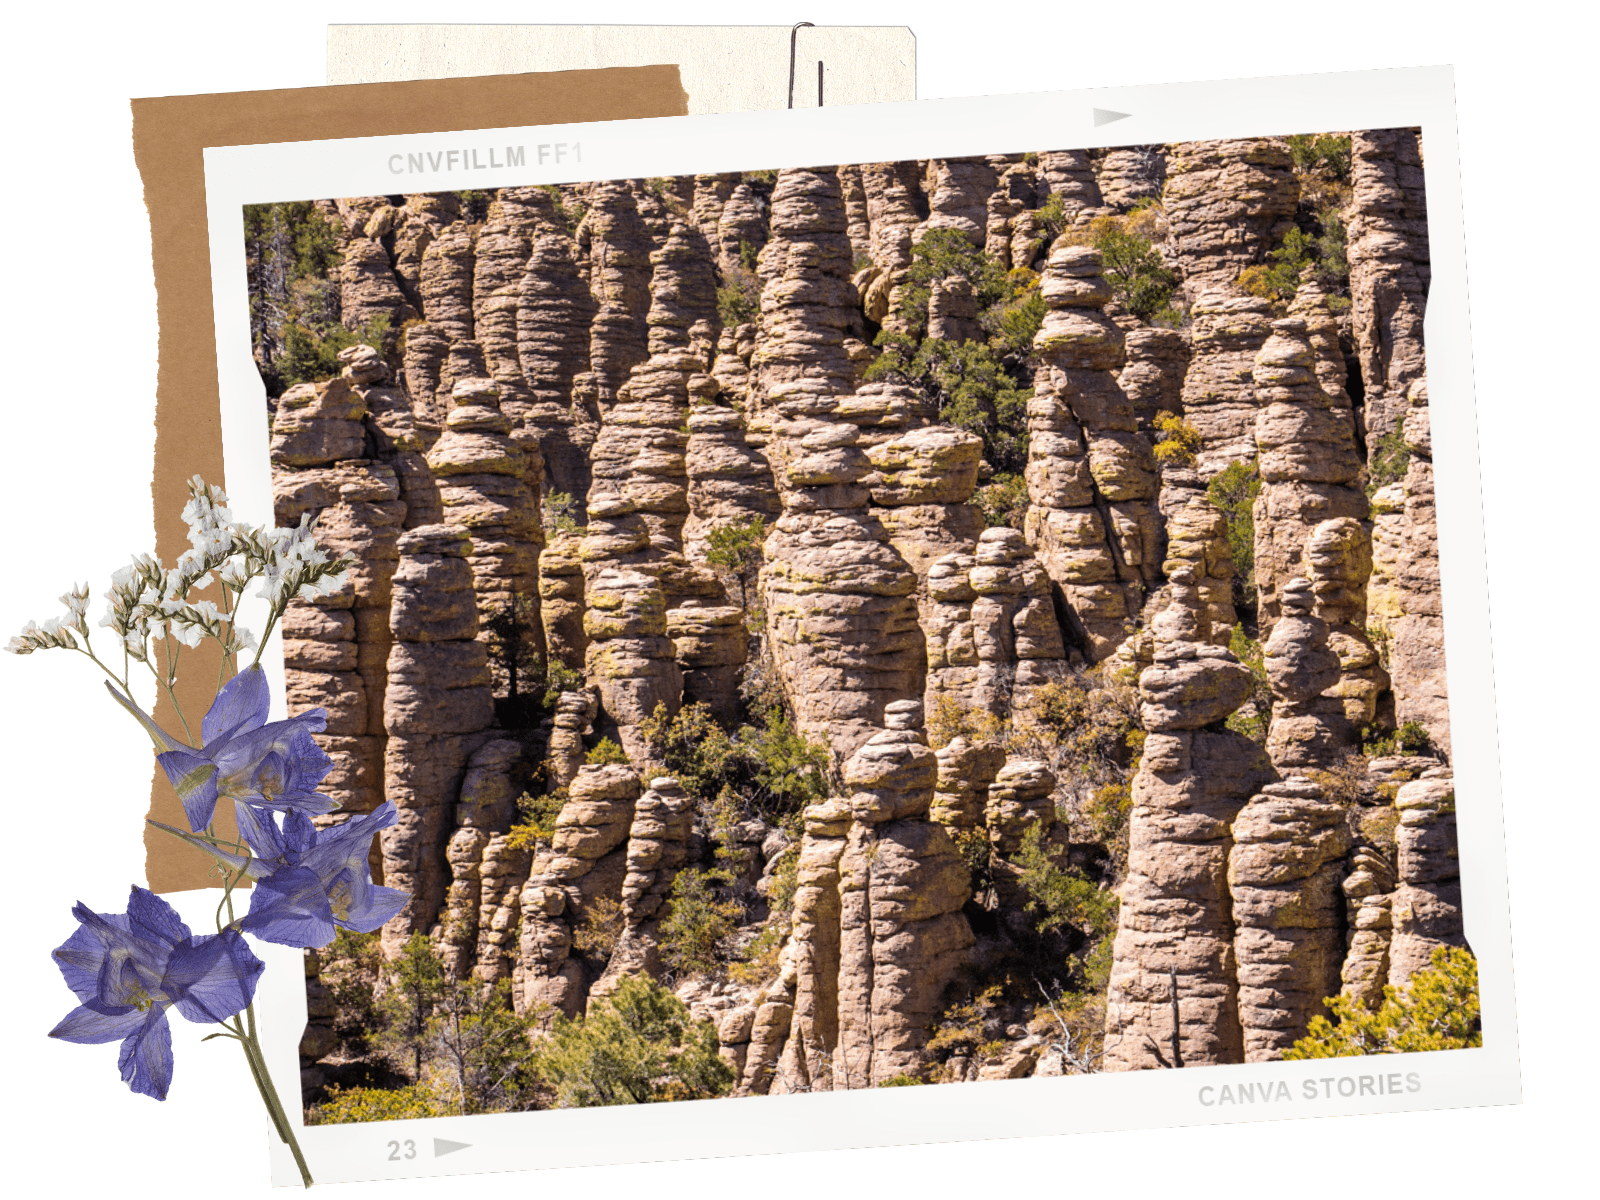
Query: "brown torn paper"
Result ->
[[132, 65, 688, 893]]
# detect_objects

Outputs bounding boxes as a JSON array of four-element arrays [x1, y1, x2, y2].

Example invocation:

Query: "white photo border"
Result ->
[[199, 65, 1518, 1187]]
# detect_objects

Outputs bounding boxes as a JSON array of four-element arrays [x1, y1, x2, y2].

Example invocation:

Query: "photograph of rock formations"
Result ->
[[243, 129, 1478, 1124]]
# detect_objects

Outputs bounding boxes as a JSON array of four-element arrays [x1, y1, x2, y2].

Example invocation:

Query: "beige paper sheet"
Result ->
[[328, 23, 917, 112]]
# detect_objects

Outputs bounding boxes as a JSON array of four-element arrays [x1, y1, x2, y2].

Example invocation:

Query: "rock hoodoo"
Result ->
[[248, 131, 1466, 1108]]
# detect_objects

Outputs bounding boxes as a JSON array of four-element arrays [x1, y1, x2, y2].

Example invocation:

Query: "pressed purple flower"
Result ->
[[49, 886, 264, 1100], [237, 804, 408, 948], [111, 665, 337, 831], [151, 803, 408, 949]]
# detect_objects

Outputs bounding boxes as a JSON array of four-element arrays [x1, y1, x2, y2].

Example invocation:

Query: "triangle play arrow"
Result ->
[[433, 1138, 472, 1158], [1093, 108, 1132, 126]]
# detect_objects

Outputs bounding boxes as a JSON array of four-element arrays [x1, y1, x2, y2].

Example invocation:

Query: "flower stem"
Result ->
[[232, 1005, 314, 1188]]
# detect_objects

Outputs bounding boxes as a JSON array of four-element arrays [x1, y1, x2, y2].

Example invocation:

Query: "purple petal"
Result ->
[[248, 791, 338, 818], [337, 879, 409, 934], [118, 1011, 174, 1100], [49, 1001, 145, 1045], [240, 865, 337, 949], [168, 930, 264, 1024], [202, 665, 271, 744], [69, 903, 132, 946], [209, 713, 327, 781], [302, 802, 397, 876], [282, 809, 317, 855], [53, 923, 113, 1003], [156, 747, 220, 832], [125, 886, 190, 948], [232, 802, 287, 866], [280, 728, 334, 793]]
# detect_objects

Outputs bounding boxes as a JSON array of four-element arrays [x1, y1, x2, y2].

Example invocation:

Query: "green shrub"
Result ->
[[542, 658, 584, 708], [585, 738, 629, 766], [316, 929, 384, 1059], [530, 975, 734, 1107], [1151, 411, 1201, 467], [1237, 136, 1353, 310], [864, 230, 1037, 481], [1287, 134, 1353, 183], [878, 1074, 926, 1087], [1052, 206, 1180, 324], [1225, 625, 1272, 746], [379, 933, 446, 1080], [508, 786, 567, 849], [1367, 415, 1411, 495], [1016, 826, 1119, 940], [641, 701, 830, 831], [974, 472, 1030, 530], [717, 267, 762, 327], [279, 316, 391, 393], [307, 1081, 449, 1125], [1363, 720, 1432, 758], [1033, 192, 1069, 242], [1284, 946, 1480, 1058], [427, 977, 540, 1115], [925, 694, 1008, 751], [1238, 227, 1318, 306], [982, 268, 1047, 360], [1083, 216, 1180, 324], [543, 491, 582, 533], [927, 985, 1009, 1067], [659, 868, 744, 980], [1206, 459, 1262, 608], [705, 516, 766, 610], [892, 228, 1013, 339]]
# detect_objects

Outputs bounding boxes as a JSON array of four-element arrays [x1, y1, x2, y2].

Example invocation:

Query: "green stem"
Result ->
[[233, 1007, 314, 1188], [158, 638, 198, 746], [250, 609, 281, 673]]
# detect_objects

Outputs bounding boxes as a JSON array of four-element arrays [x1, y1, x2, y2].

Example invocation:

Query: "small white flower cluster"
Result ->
[[5, 584, 90, 654], [98, 553, 171, 661], [5, 476, 352, 665], [231, 512, 353, 612]]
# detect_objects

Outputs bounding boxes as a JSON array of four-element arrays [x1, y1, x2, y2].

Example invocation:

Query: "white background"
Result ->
[[0, 2, 1588, 1197]]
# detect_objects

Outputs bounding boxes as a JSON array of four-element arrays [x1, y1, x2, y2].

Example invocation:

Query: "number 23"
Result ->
[[387, 1139, 416, 1161]]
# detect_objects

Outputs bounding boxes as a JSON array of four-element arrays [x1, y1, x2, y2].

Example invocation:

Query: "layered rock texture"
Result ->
[[1103, 568, 1274, 1070], [254, 132, 1468, 1107], [1025, 243, 1160, 660]]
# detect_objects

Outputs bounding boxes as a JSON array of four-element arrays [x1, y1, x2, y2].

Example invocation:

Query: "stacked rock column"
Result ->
[[515, 764, 640, 1020], [426, 377, 546, 709], [755, 166, 924, 756], [438, 738, 522, 978], [270, 354, 405, 822], [1025, 243, 1161, 661], [1388, 775, 1466, 986], [1347, 129, 1429, 448], [833, 701, 974, 1087], [1250, 319, 1367, 633], [380, 526, 496, 956], [1164, 138, 1298, 479], [589, 776, 697, 996], [1102, 566, 1275, 1070]]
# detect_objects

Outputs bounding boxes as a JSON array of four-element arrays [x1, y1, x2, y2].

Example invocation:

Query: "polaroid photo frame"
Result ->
[[199, 66, 1517, 1187]]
